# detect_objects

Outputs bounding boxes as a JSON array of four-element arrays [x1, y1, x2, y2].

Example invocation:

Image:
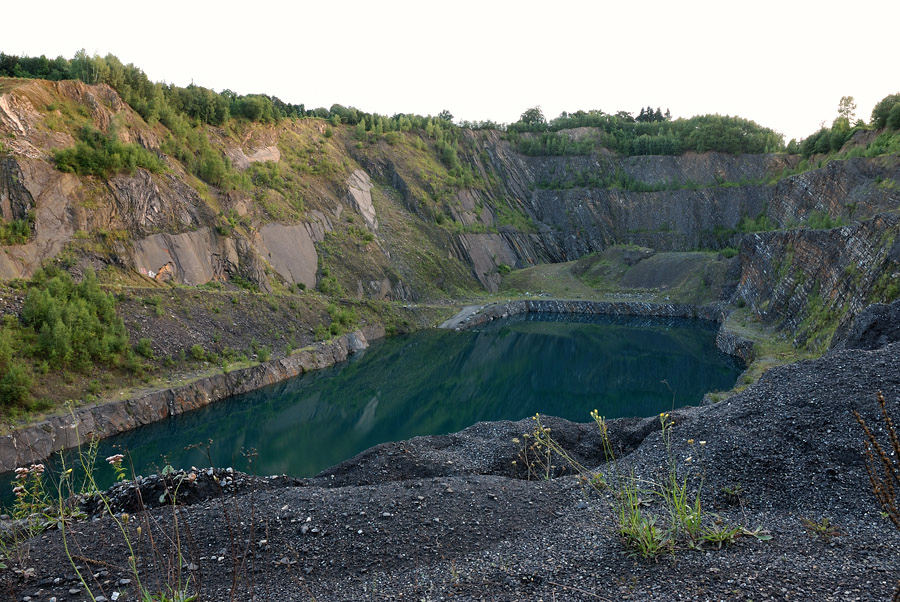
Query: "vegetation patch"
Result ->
[[54, 126, 164, 177]]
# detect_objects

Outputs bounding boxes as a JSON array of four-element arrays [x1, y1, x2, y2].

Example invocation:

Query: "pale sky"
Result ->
[[4, 0, 898, 142]]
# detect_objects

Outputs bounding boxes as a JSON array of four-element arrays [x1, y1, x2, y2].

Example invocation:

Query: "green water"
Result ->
[[4, 314, 741, 496]]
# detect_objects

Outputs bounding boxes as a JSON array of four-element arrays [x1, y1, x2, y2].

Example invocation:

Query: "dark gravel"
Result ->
[[3, 341, 899, 601]]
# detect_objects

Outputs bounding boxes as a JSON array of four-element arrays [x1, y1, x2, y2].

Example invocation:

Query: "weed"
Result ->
[[854, 391, 900, 531], [800, 516, 843, 541], [721, 484, 744, 505], [528, 411, 760, 558]]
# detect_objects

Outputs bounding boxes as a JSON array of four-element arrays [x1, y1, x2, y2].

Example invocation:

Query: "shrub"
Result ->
[[326, 303, 357, 336], [135, 338, 154, 359], [0, 361, 32, 407], [805, 211, 844, 230], [720, 247, 739, 258], [189, 344, 206, 361], [0, 216, 33, 245], [54, 126, 164, 178], [313, 324, 329, 341], [318, 275, 344, 297]]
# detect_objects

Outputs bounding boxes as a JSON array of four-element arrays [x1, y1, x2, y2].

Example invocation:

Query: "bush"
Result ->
[[720, 247, 739, 258], [134, 338, 154, 359], [805, 211, 844, 230], [326, 303, 357, 336], [318, 275, 344, 297], [0, 216, 33, 245], [54, 126, 164, 178], [189, 344, 206, 361], [0, 361, 31, 407]]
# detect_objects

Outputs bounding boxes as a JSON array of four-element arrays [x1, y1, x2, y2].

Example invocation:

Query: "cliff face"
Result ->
[[737, 214, 900, 349], [0, 78, 897, 326]]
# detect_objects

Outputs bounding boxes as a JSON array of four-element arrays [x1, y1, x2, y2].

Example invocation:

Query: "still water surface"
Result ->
[[6, 313, 742, 498]]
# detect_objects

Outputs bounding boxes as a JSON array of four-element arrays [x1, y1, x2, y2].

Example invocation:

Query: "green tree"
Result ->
[[837, 96, 857, 123], [888, 103, 900, 131], [519, 106, 546, 128], [871, 93, 900, 129]]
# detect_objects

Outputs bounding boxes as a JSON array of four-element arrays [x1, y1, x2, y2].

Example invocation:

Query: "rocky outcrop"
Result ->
[[0, 325, 385, 473], [345, 169, 377, 230], [736, 213, 900, 348], [256, 222, 320, 288], [524, 150, 796, 188], [767, 156, 900, 225], [225, 145, 281, 170], [0, 79, 897, 319], [832, 298, 900, 351], [0, 158, 78, 278], [133, 228, 236, 285], [108, 169, 205, 236], [454, 233, 521, 291], [0, 156, 34, 222]]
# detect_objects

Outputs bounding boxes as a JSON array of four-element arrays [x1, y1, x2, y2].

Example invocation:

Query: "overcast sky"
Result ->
[[4, 0, 898, 141]]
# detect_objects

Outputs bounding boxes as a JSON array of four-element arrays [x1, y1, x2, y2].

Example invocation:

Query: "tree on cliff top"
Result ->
[[519, 107, 546, 128]]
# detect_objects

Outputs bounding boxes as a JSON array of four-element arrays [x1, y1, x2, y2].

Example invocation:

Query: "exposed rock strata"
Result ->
[[443, 299, 754, 363], [1, 78, 897, 306], [737, 213, 900, 347]]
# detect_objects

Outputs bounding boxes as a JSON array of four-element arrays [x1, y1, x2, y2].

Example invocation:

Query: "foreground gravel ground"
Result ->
[[3, 341, 900, 601]]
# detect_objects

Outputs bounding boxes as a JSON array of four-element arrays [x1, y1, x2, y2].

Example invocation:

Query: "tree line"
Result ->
[[4, 51, 897, 163], [792, 94, 900, 157], [507, 106, 784, 156]]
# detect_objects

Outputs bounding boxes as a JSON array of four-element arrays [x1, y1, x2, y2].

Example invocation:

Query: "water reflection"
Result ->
[[4, 314, 742, 500]]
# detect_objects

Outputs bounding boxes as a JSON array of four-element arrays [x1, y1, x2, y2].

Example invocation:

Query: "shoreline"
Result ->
[[441, 299, 755, 362], [0, 325, 385, 473], [0, 299, 755, 473]]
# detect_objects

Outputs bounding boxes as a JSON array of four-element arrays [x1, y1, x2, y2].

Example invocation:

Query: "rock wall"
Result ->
[[736, 213, 900, 348], [0, 325, 385, 473], [0, 79, 897, 321], [256, 223, 320, 289], [455, 136, 898, 279], [444, 299, 753, 363]]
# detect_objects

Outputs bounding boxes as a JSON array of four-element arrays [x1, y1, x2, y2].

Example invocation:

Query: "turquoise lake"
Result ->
[[4, 313, 742, 498]]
